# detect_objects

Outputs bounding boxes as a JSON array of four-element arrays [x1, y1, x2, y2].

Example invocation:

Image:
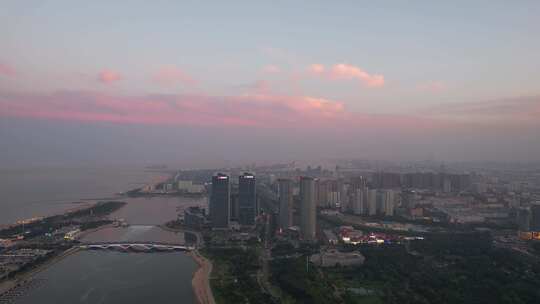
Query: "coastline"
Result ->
[[0, 246, 80, 297], [189, 250, 215, 304], [0, 201, 94, 230], [0, 208, 120, 298], [77, 223, 114, 240], [158, 223, 214, 304]]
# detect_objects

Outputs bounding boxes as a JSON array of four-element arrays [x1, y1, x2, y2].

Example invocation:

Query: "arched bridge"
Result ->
[[79, 242, 195, 252]]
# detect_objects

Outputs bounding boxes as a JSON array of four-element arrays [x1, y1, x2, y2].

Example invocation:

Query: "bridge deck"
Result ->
[[79, 242, 194, 252]]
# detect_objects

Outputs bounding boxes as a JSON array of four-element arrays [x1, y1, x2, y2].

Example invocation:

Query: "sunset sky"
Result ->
[[1, 1, 539, 166]]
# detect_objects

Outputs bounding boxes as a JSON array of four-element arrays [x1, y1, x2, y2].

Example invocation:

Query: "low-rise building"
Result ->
[[310, 249, 365, 267]]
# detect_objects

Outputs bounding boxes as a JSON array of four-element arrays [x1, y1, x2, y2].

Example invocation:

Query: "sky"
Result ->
[[1, 1, 539, 167]]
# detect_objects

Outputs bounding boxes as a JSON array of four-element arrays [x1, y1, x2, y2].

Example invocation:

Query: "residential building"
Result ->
[[210, 173, 230, 229], [278, 178, 293, 230], [300, 176, 317, 240], [238, 173, 256, 226]]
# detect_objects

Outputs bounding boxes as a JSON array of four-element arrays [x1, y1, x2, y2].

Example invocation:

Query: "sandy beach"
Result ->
[[189, 250, 215, 304]]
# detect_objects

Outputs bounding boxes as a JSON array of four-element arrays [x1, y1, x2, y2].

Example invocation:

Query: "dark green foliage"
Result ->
[[0, 201, 125, 238], [271, 242, 296, 256], [271, 258, 335, 304], [531, 241, 540, 254], [80, 220, 113, 231], [411, 232, 492, 256], [204, 247, 273, 304], [269, 232, 540, 304], [332, 235, 540, 304]]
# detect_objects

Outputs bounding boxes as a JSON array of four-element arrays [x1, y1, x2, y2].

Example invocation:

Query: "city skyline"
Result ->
[[1, 1, 539, 166], [2, 2, 540, 304]]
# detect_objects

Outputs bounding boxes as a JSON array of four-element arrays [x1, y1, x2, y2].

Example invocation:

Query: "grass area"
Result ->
[[328, 236, 540, 304], [270, 257, 338, 304], [269, 231, 540, 304], [202, 246, 273, 304]]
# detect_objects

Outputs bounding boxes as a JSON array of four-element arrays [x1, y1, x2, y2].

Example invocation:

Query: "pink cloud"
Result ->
[[262, 65, 280, 74], [307, 64, 325, 75], [307, 63, 385, 87], [98, 70, 121, 84], [0, 63, 16, 77], [0, 92, 343, 127], [153, 66, 197, 87], [329, 64, 385, 87], [0, 90, 433, 130]]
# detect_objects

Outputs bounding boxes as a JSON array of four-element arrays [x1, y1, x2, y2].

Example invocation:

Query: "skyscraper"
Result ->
[[517, 207, 531, 232], [443, 178, 452, 193], [383, 189, 396, 216], [316, 179, 329, 207], [210, 173, 230, 229], [230, 193, 239, 221], [352, 188, 367, 215], [350, 177, 367, 215], [278, 178, 293, 230], [367, 189, 377, 216], [238, 173, 256, 226], [328, 180, 341, 208], [530, 203, 540, 232], [300, 176, 317, 241], [338, 178, 349, 212]]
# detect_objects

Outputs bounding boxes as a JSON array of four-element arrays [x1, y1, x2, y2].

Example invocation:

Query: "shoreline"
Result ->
[[0, 201, 94, 230], [77, 223, 114, 240], [0, 200, 125, 238], [189, 250, 215, 304], [0, 217, 119, 298], [0, 246, 80, 297]]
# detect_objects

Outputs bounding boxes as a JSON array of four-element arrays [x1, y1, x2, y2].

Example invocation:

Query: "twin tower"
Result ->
[[210, 173, 316, 241], [279, 177, 317, 241], [210, 172, 256, 228]]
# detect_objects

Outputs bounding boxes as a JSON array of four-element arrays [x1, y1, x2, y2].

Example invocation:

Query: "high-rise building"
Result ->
[[316, 180, 329, 207], [383, 190, 396, 216], [350, 177, 367, 215], [350, 176, 367, 189], [328, 180, 341, 208], [376, 191, 385, 214], [403, 172, 438, 190], [210, 173, 230, 229], [401, 190, 417, 210], [517, 207, 531, 232], [338, 178, 349, 212], [278, 178, 293, 230], [457, 174, 472, 192], [367, 189, 377, 216], [443, 178, 452, 193], [230, 193, 239, 221], [238, 173, 256, 226], [432, 173, 442, 191], [300, 176, 317, 240], [530, 203, 540, 231], [352, 188, 367, 215], [372, 172, 401, 189]]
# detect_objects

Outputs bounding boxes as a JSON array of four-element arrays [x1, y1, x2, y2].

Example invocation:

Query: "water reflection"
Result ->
[[82, 196, 207, 244], [110, 196, 206, 225], [16, 251, 197, 304], [82, 225, 185, 243]]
